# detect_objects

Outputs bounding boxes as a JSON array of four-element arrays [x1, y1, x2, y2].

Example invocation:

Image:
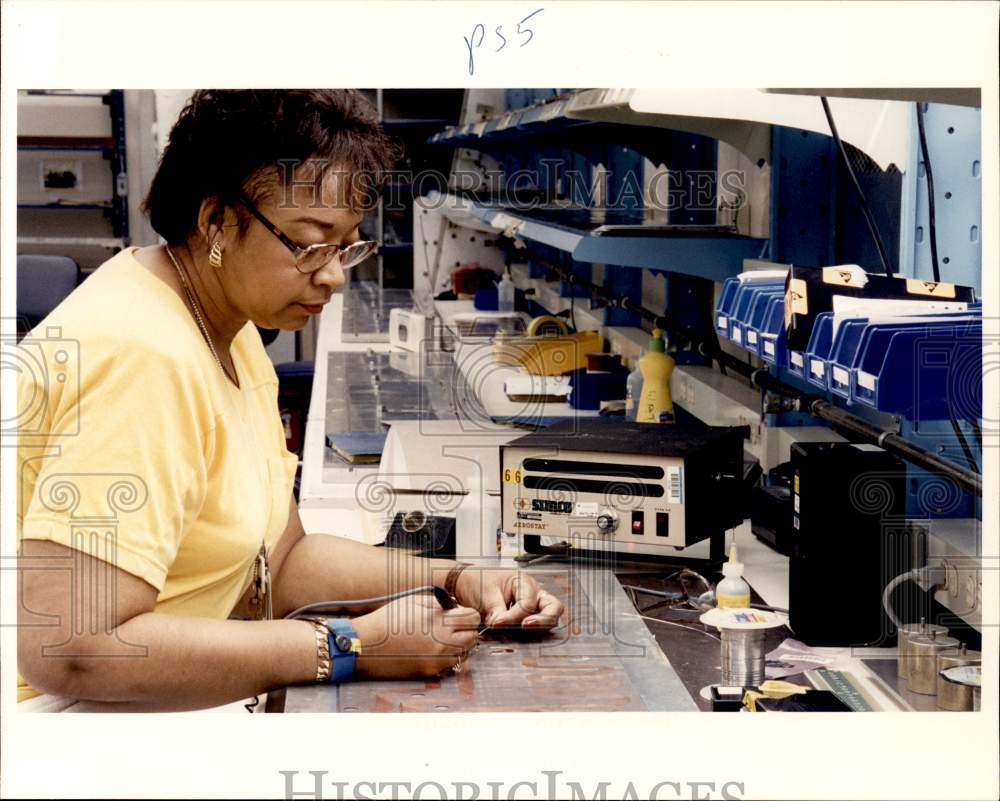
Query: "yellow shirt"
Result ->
[[16, 248, 298, 701]]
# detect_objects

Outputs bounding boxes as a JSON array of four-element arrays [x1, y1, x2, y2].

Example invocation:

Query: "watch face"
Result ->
[[334, 634, 353, 653]]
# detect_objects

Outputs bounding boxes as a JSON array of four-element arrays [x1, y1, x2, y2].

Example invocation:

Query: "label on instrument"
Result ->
[[790, 352, 804, 368], [667, 466, 683, 505], [574, 502, 598, 517], [906, 278, 957, 299], [503, 468, 522, 484]]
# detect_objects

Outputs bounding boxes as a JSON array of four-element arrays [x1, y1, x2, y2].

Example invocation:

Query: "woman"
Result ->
[[16, 90, 564, 711]]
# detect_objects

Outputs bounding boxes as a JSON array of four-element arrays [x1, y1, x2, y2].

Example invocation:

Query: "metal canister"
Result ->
[[907, 631, 960, 695], [897, 619, 949, 679], [936, 646, 982, 710], [720, 628, 767, 687]]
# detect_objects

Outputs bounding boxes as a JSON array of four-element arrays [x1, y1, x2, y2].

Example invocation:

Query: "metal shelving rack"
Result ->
[[422, 88, 984, 521], [16, 89, 130, 263]]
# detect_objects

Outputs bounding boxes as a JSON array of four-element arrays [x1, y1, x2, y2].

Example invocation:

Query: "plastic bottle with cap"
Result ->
[[716, 545, 752, 609], [497, 268, 515, 312], [624, 355, 644, 421], [635, 328, 675, 424]]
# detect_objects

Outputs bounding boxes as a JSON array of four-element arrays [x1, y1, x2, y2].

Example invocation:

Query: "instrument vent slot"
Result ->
[[522, 475, 665, 498], [521, 458, 664, 480]]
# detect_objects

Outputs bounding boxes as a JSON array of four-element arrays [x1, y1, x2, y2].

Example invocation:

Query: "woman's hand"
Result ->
[[351, 594, 480, 679], [455, 569, 565, 630]]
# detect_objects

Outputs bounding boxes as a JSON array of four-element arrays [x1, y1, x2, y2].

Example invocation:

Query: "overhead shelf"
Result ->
[[565, 88, 911, 172], [425, 191, 766, 282], [17, 202, 113, 210], [765, 87, 980, 109], [18, 235, 126, 248], [18, 140, 115, 152], [430, 96, 591, 146], [429, 89, 911, 172], [381, 118, 453, 131]]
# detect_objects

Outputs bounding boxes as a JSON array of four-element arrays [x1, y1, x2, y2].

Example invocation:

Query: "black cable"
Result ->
[[950, 417, 979, 474], [820, 96, 894, 277], [284, 585, 450, 620], [915, 103, 941, 282]]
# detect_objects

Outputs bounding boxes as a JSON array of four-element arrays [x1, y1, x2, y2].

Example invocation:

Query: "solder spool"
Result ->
[[720, 628, 767, 686], [700, 608, 786, 688], [897, 619, 949, 679], [907, 630, 960, 695], [936, 646, 982, 711]]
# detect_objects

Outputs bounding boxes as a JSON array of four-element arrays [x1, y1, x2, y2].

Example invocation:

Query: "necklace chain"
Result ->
[[165, 245, 267, 620], [164, 245, 236, 384]]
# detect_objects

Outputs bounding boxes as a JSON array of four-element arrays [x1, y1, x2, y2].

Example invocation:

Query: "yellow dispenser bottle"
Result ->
[[636, 328, 675, 424]]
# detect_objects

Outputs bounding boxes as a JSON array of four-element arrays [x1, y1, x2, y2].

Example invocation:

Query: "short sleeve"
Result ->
[[17, 334, 216, 591]]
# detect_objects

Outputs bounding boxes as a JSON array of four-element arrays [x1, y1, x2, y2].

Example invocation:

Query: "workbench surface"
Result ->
[[275, 567, 698, 712]]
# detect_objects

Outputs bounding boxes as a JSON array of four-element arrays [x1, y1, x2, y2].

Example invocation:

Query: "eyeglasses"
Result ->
[[238, 193, 379, 274]]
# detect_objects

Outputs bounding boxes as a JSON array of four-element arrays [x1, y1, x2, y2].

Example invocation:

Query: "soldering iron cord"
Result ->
[[915, 103, 941, 283], [820, 96, 894, 277], [283, 585, 450, 620]]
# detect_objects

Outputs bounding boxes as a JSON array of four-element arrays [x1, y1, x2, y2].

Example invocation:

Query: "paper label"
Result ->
[[717, 314, 728, 329], [857, 371, 876, 391], [764, 341, 776, 356], [810, 359, 825, 378], [791, 352, 804, 368], [667, 467, 683, 505], [823, 265, 869, 288], [747, 331, 759, 345], [731, 328, 742, 344], [785, 278, 808, 328], [793, 494, 800, 513], [906, 278, 957, 299], [717, 593, 752, 609], [832, 366, 849, 385]]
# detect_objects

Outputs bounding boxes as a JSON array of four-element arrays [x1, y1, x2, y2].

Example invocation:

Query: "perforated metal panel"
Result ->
[[899, 103, 982, 293]]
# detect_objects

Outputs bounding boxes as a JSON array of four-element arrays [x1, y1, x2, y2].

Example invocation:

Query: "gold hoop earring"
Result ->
[[208, 241, 224, 268]]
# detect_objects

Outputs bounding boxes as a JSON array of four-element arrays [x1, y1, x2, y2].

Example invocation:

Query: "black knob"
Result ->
[[596, 514, 617, 532]]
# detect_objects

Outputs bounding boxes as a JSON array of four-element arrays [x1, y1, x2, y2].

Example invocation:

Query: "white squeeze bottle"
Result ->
[[624, 356, 644, 421], [715, 545, 751, 609], [497, 268, 515, 312]]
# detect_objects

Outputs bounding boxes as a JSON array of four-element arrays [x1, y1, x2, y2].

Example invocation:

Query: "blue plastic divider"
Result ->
[[852, 318, 982, 419], [758, 297, 788, 367], [804, 313, 836, 391]]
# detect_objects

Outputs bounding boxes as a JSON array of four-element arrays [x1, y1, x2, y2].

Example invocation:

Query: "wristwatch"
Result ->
[[324, 618, 362, 683]]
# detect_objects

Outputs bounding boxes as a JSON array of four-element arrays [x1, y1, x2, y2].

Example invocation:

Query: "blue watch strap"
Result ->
[[324, 618, 359, 683]]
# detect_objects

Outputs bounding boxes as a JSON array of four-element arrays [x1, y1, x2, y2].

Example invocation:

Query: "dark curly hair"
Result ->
[[143, 90, 399, 244]]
